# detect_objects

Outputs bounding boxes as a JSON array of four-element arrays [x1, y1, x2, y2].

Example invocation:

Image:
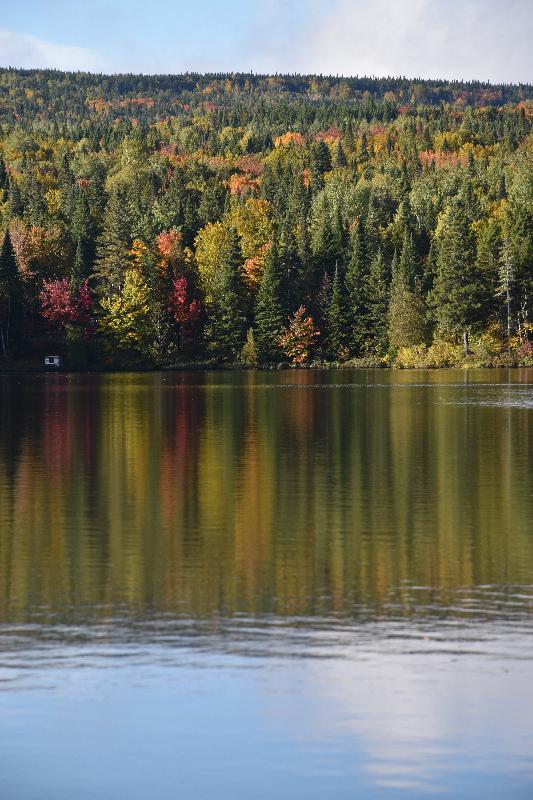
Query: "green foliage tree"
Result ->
[[430, 200, 485, 353], [327, 264, 348, 360], [254, 240, 285, 364], [0, 229, 24, 357], [205, 228, 247, 361], [93, 188, 131, 297]]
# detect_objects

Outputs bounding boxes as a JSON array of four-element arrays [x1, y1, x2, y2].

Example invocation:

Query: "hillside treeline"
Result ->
[[0, 68, 531, 368]]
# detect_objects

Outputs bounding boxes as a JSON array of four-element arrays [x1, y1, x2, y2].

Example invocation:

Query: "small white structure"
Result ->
[[44, 355, 61, 367]]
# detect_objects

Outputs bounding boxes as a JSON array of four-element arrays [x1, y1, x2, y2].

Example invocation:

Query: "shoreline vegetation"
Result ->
[[0, 69, 531, 373]]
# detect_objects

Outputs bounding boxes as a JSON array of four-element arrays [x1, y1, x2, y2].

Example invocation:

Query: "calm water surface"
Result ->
[[1, 369, 533, 799]]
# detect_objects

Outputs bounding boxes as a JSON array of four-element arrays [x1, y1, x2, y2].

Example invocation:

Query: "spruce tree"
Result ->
[[366, 249, 389, 357], [254, 239, 285, 364], [399, 230, 418, 289], [388, 250, 428, 352], [312, 140, 332, 175], [327, 264, 347, 360], [205, 228, 246, 362], [93, 187, 131, 297], [345, 224, 369, 356], [430, 200, 485, 353], [0, 230, 24, 357], [277, 219, 301, 313]]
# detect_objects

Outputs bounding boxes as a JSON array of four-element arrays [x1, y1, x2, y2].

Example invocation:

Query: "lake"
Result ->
[[1, 369, 533, 799]]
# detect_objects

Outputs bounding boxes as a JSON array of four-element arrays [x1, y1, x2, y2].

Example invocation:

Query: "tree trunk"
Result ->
[[463, 330, 470, 355]]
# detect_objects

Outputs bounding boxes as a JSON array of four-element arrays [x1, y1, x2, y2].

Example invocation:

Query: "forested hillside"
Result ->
[[0, 68, 531, 368]]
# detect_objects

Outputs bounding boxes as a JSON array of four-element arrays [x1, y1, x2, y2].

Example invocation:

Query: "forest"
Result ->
[[0, 67, 531, 369]]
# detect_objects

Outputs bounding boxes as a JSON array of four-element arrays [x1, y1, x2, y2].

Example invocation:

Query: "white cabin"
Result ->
[[44, 356, 61, 367]]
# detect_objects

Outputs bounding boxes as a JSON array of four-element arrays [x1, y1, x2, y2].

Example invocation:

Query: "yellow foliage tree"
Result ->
[[99, 268, 153, 350]]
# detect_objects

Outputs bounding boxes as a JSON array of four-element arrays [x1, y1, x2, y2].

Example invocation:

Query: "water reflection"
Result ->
[[1, 370, 533, 798]]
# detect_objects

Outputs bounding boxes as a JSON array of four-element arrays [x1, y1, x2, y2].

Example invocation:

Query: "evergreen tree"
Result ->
[[388, 250, 428, 352], [93, 188, 131, 297], [335, 141, 347, 168], [312, 140, 332, 175], [366, 249, 389, 357], [0, 230, 24, 357], [398, 230, 418, 289], [430, 200, 485, 353], [7, 177, 23, 218], [326, 264, 347, 360], [254, 239, 285, 364], [277, 219, 301, 312], [205, 228, 247, 361], [345, 224, 369, 356]]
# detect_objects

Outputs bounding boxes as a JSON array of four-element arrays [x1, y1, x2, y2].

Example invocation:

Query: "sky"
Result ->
[[0, 0, 531, 83]]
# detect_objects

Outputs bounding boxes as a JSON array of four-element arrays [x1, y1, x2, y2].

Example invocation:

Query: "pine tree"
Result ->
[[205, 228, 247, 361], [312, 140, 332, 175], [399, 230, 418, 289], [345, 224, 369, 356], [430, 200, 485, 353], [497, 237, 515, 341], [388, 251, 428, 352], [0, 230, 24, 357], [93, 188, 131, 297], [278, 218, 302, 312], [335, 141, 347, 168], [254, 239, 285, 364], [366, 249, 389, 357], [327, 264, 347, 360], [7, 177, 23, 219]]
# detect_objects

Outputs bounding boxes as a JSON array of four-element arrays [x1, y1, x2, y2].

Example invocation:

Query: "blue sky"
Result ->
[[1, 0, 531, 82]]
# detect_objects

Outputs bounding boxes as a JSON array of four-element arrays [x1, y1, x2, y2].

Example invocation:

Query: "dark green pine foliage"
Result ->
[[0, 157, 7, 190], [312, 140, 332, 175], [70, 188, 96, 286], [277, 218, 302, 312], [312, 205, 342, 277], [294, 212, 314, 298], [327, 264, 347, 360], [345, 224, 369, 356], [0, 229, 24, 357], [366, 249, 389, 357], [430, 200, 485, 351], [254, 239, 285, 364], [7, 177, 23, 218], [93, 188, 131, 297], [364, 192, 381, 262], [335, 141, 347, 168], [23, 174, 47, 226], [398, 231, 418, 289], [388, 249, 428, 351], [206, 228, 247, 361]]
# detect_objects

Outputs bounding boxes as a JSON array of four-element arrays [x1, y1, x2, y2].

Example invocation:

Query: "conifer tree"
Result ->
[[312, 140, 332, 175], [93, 188, 131, 297], [327, 264, 347, 360], [399, 230, 418, 289], [335, 141, 347, 168], [388, 250, 428, 351], [254, 239, 285, 364], [205, 228, 246, 361], [345, 224, 369, 356], [430, 200, 485, 353], [366, 249, 389, 357], [0, 230, 24, 357]]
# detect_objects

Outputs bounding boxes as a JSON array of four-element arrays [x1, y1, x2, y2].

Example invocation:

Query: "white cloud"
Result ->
[[0, 29, 109, 72], [302, 0, 532, 82], [247, 0, 532, 83]]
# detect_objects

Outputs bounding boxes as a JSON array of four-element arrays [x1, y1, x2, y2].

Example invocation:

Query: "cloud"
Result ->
[[0, 28, 109, 72], [294, 0, 532, 82]]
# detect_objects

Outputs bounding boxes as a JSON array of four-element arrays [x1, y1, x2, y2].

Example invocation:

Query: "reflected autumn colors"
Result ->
[[2, 370, 533, 800], [1, 369, 533, 622]]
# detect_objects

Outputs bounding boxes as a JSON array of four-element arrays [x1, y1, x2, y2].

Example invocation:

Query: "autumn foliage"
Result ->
[[279, 307, 319, 364]]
